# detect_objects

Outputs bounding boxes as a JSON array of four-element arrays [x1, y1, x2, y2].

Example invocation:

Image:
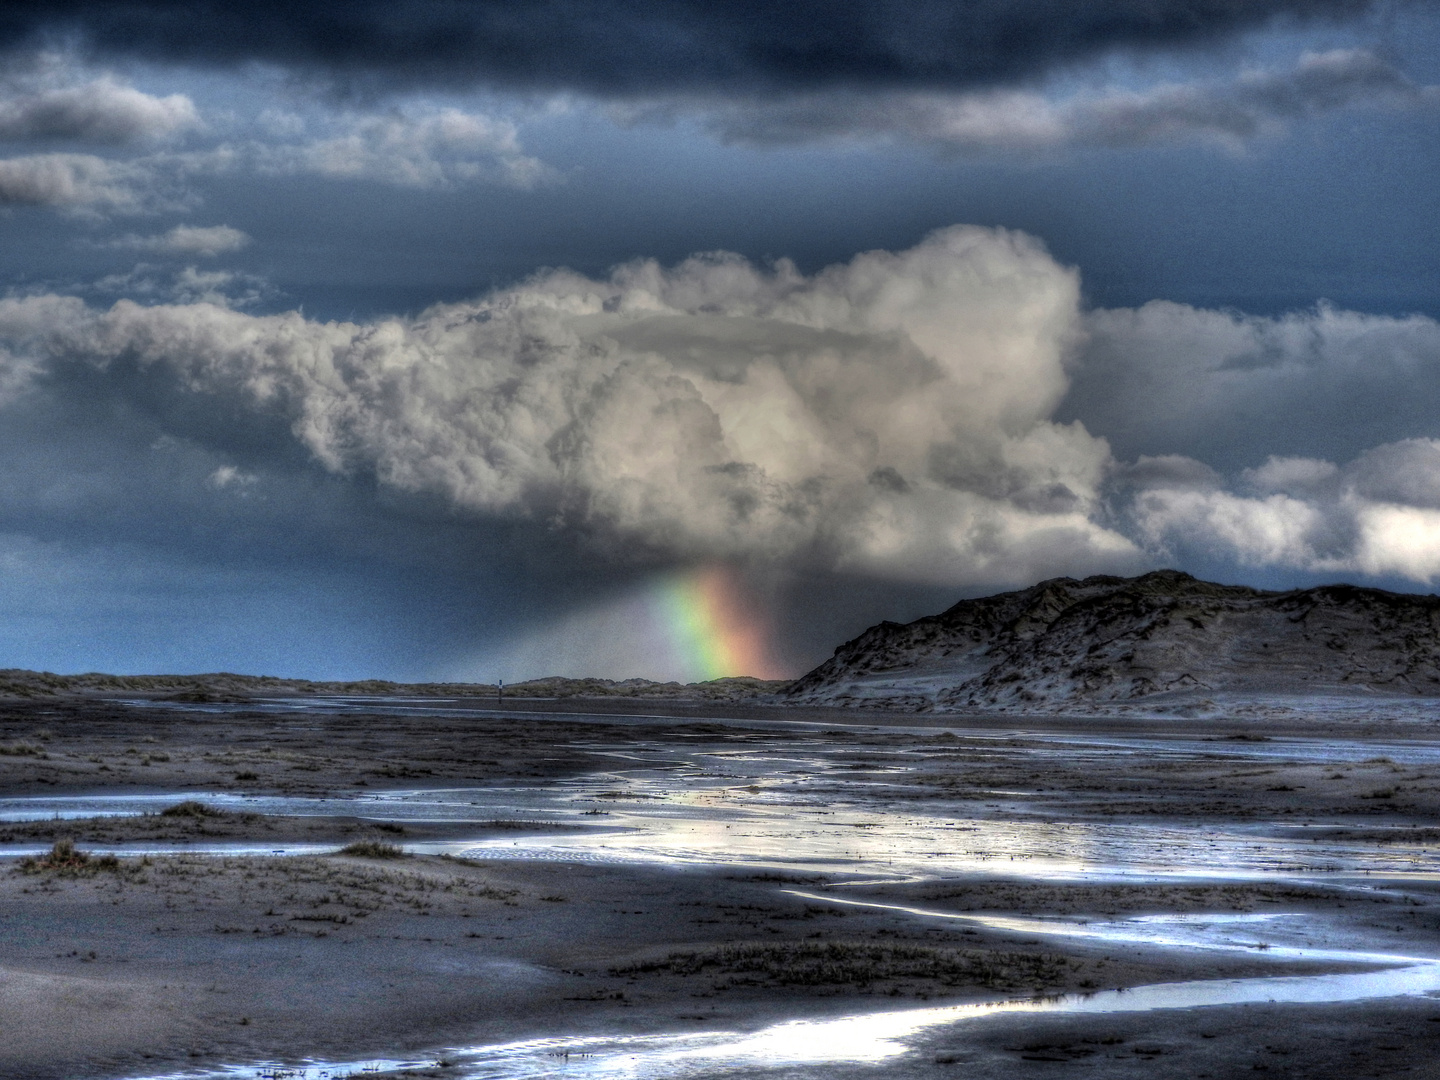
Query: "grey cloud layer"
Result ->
[[244, 108, 553, 189], [1071, 299, 1440, 467], [685, 49, 1437, 150], [0, 152, 165, 211], [109, 224, 250, 257], [1085, 300, 1440, 583], [1130, 440, 1440, 581], [0, 72, 196, 142], [0, 96, 551, 211], [0, 41, 1426, 219]]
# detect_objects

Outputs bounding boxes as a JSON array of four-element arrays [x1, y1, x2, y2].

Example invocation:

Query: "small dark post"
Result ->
[[497, 678, 503, 706]]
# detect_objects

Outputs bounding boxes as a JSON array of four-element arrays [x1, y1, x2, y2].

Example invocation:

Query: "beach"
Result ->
[[2, 694, 1438, 1079]]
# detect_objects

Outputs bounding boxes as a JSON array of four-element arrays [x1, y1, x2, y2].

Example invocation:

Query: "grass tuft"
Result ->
[[19, 838, 121, 876], [337, 840, 406, 859], [160, 800, 219, 818]]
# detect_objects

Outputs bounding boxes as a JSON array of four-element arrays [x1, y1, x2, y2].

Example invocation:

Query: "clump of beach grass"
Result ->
[[160, 800, 219, 818], [19, 838, 121, 876], [337, 840, 406, 859]]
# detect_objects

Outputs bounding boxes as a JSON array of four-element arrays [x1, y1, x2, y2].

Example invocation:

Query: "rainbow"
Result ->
[[651, 565, 780, 682]]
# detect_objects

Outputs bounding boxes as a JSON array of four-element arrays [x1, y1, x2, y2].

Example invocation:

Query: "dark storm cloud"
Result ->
[[691, 48, 1436, 150], [0, 1, 1384, 94], [0, 343, 623, 678]]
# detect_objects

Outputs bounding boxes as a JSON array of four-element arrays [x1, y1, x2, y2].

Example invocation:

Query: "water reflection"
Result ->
[[23, 703, 1439, 1080], [4, 738, 1438, 881], [0, 788, 581, 823], [129, 962, 1440, 1080], [781, 892, 1439, 964]]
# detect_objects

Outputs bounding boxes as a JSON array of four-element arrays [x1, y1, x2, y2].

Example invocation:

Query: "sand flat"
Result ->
[[1, 694, 1438, 1078]]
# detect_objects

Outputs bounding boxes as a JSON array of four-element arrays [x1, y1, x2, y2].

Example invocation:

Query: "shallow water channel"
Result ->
[[5, 727, 1438, 880], [7, 711, 1440, 1079]]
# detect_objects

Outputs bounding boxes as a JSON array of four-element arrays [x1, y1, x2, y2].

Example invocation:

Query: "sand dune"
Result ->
[[787, 570, 1440, 711]]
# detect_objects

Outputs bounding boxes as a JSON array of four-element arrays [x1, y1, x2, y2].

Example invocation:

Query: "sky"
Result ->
[[0, 0, 1438, 682]]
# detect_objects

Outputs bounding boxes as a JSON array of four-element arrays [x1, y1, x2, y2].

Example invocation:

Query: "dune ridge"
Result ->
[[787, 569, 1440, 711]]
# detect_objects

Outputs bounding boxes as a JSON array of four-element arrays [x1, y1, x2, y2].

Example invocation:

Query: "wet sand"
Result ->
[[1, 694, 1438, 1079]]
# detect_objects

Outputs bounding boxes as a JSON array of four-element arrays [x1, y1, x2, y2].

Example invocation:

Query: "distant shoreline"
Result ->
[[0, 668, 792, 702]]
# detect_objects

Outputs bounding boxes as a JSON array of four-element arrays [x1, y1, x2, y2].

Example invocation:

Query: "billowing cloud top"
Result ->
[[4, 210, 1440, 678], [7, 223, 1440, 603], [13, 221, 1440, 601], [0, 0, 1380, 92], [2, 226, 1136, 585]]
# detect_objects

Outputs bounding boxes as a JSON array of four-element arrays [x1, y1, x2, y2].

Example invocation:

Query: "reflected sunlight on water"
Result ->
[[130, 961, 1440, 1080], [13, 708, 1440, 1080]]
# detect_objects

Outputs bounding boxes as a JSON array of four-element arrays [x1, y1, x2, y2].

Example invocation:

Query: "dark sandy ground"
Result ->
[[0, 851, 1394, 1080], [3, 693, 1437, 825], [0, 695, 1438, 1079]]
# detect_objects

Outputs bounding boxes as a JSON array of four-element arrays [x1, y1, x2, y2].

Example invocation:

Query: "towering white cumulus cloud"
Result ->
[[0, 226, 1137, 585], [8, 225, 1440, 589]]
